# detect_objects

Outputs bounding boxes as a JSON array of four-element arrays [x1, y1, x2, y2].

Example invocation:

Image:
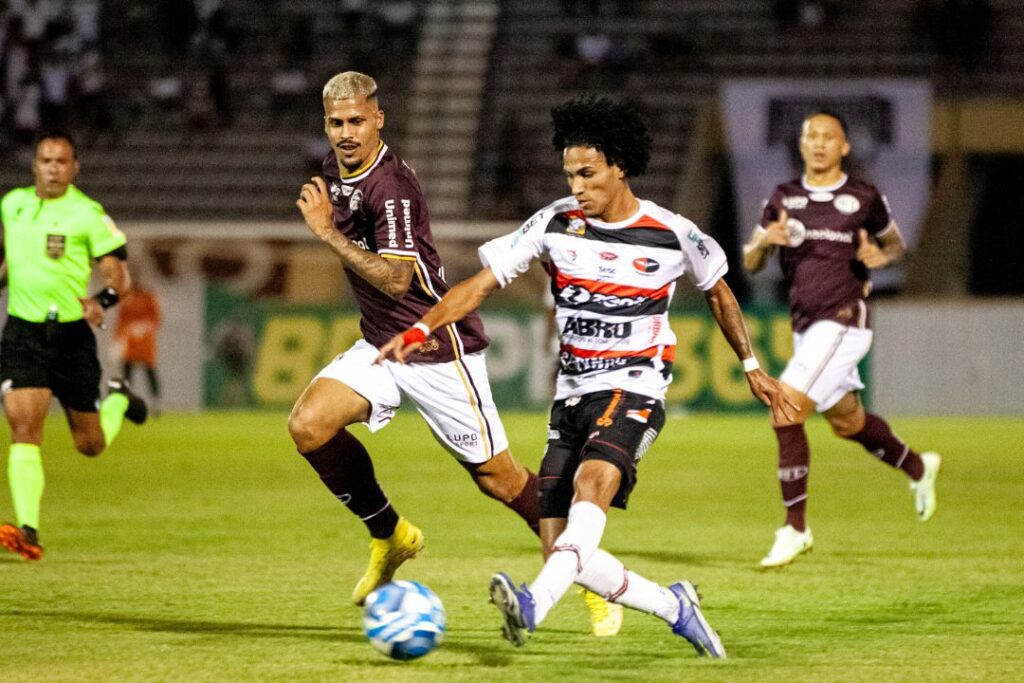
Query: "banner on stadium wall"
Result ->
[[204, 286, 868, 411], [720, 79, 932, 299]]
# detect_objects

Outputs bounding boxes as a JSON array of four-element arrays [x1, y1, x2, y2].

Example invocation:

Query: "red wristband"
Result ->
[[402, 327, 427, 347]]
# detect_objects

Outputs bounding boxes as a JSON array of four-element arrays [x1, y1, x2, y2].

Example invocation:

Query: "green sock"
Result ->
[[8, 443, 44, 529], [100, 392, 129, 445]]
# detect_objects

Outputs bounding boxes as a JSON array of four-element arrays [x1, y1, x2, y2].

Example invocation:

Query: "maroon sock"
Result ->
[[847, 413, 924, 480], [505, 471, 541, 536], [300, 429, 399, 539], [774, 424, 810, 531]]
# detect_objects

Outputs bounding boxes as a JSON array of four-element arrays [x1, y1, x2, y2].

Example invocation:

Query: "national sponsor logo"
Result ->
[[782, 196, 808, 210], [384, 199, 399, 247], [833, 193, 861, 215], [632, 257, 660, 274], [600, 251, 618, 261], [686, 230, 710, 258], [778, 466, 809, 481], [558, 284, 652, 309], [805, 228, 853, 244], [562, 316, 632, 339], [560, 352, 630, 374], [809, 191, 834, 202]]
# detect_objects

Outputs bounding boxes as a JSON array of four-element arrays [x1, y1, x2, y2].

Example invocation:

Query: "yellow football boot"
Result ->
[[352, 518, 424, 605], [582, 588, 623, 637]]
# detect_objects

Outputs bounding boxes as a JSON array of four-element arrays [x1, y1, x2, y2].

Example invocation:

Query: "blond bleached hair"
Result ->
[[322, 71, 378, 102]]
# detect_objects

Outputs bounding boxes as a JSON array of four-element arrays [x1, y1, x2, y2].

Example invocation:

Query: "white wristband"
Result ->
[[742, 356, 760, 373], [412, 321, 431, 335]]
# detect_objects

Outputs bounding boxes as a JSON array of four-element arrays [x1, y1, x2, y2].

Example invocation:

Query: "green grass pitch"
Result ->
[[1, 411, 1022, 682]]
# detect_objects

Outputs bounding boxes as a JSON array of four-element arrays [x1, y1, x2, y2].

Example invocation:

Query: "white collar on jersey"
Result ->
[[800, 173, 848, 193], [584, 198, 647, 229]]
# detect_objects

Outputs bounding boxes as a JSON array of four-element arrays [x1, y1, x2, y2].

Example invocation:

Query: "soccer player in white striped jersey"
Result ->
[[378, 95, 795, 656]]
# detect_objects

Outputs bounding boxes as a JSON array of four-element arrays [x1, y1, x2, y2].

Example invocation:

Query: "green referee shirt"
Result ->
[[1, 184, 127, 323]]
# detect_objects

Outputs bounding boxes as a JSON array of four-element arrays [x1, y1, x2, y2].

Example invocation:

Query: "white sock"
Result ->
[[577, 549, 679, 623], [530, 501, 606, 624]]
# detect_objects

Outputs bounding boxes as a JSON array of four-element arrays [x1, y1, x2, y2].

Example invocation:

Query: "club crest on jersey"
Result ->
[[833, 194, 861, 215], [349, 188, 364, 212], [632, 257, 660, 274], [46, 234, 66, 259], [566, 249, 577, 261], [566, 216, 587, 236]]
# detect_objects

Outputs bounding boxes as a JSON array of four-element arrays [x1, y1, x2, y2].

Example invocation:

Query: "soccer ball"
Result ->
[[363, 580, 446, 661]]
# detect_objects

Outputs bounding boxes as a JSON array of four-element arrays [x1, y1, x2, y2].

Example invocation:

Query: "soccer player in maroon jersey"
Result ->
[[291, 71, 543, 606], [743, 111, 942, 569], [378, 95, 795, 656]]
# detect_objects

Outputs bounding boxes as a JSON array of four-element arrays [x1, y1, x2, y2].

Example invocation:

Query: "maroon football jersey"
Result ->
[[760, 174, 895, 333], [321, 142, 488, 362]]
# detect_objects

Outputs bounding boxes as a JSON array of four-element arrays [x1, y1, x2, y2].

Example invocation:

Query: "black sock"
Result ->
[[300, 430, 399, 539]]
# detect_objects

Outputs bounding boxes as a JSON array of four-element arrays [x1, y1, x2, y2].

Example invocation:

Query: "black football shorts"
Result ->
[[539, 389, 666, 518], [1, 316, 102, 412]]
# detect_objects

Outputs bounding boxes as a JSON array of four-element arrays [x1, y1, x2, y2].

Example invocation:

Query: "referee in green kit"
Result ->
[[0, 131, 147, 561]]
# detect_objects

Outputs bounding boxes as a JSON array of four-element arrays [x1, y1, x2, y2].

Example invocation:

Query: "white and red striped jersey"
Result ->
[[479, 196, 728, 401]]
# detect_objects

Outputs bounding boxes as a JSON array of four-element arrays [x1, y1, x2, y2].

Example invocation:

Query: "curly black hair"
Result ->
[[551, 95, 652, 177]]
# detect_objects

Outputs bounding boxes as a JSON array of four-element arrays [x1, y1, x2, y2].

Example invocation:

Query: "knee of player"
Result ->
[[828, 416, 862, 438], [75, 437, 106, 457], [288, 407, 333, 452]]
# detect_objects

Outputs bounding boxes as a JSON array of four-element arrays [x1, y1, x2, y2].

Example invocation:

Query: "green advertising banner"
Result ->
[[205, 286, 868, 411]]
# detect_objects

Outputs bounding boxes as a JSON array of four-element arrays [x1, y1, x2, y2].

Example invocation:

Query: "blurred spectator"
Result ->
[[916, 0, 994, 71], [156, 0, 198, 59], [191, 0, 239, 129], [774, 0, 841, 29], [115, 278, 163, 416], [74, 48, 114, 141], [376, 0, 420, 56], [270, 13, 313, 125]]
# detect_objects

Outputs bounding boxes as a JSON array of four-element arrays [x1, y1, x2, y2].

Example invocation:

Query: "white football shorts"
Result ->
[[780, 320, 872, 412], [314, 338, 509, 464]]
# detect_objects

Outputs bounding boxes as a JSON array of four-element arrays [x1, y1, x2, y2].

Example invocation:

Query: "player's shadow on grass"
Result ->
[[9, 609, 365, 643], [12, 610, 519, 667]]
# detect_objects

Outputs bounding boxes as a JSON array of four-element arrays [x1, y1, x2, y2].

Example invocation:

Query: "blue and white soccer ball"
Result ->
[[363, 580, 446, 661]]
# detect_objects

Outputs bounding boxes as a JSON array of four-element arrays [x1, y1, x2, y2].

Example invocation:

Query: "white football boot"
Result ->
[[910, 452, 942, 522], [760, 524, 813, 568]]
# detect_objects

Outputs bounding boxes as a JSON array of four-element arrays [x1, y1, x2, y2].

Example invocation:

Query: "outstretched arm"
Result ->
[[376, 268, 501, 364], [703, 278, 797, 422], [296, 176, 414, 299]]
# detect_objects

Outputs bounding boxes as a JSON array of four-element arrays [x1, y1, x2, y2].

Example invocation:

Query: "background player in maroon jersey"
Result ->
[[743, 111, 942, 569], [379, 95, 794, 656], [290, 71, 544, 607]]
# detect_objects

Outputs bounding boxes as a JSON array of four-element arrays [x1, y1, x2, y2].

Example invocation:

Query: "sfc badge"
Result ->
[[46, 234, 66, 259]]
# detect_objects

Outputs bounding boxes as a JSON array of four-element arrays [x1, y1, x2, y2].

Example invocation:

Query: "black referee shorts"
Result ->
[[1, 316, 102, 412], [539, 389, 666, 519]]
